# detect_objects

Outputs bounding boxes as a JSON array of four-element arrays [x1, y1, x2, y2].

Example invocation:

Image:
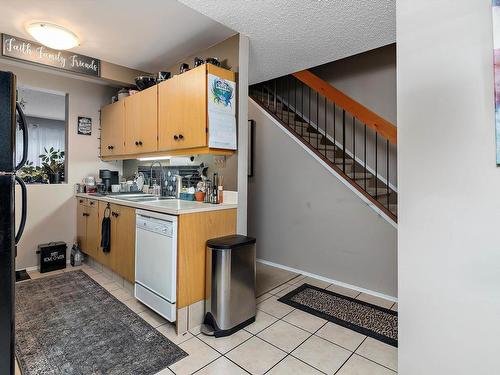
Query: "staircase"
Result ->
[[250, 70, 398, 222]]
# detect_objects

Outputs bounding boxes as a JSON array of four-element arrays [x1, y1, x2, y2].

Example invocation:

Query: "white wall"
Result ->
[[18, 86, 66, 121], [398, 1, 500, 374], [0, 60, 122, 270], [248, 100, 397, 297]]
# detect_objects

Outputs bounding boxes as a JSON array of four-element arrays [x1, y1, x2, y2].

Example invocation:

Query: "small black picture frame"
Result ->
[[77, 116, 92, 136]]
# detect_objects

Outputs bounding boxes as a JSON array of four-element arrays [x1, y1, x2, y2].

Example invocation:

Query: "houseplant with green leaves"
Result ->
[[39, 147, 65, 184]]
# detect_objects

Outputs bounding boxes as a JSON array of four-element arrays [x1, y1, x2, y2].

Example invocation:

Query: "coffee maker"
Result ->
[[99, 169, 118, 193]]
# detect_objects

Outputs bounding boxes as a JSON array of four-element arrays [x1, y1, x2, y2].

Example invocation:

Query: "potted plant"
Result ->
[[195, 181, 206, 202], [39, 147, 65, 184], [18, 160, 47, 183]]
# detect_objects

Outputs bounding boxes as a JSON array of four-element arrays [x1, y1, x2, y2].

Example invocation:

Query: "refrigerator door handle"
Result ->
[[15, 175, 27, 244], [15, 101, 28, 171]]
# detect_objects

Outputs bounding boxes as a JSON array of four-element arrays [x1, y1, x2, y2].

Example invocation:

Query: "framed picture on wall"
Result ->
[[77, 116, 92, 136], [248, 120, 255, 177], [492, 1, 500, 164]]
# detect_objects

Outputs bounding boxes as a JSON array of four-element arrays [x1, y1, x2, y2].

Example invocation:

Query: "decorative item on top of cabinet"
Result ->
[[100, 100, 125, 157], [124, 85, 158, 154]]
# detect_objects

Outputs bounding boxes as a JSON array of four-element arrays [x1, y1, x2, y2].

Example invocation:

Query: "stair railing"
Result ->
[[250, 70, 398, 222]]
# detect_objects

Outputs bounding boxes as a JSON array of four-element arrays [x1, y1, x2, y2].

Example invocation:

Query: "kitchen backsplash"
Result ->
[[122, 153, 237, 191]]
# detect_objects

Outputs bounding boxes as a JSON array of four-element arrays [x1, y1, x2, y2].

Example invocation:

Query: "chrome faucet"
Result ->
[[149, 161, 164, 196]]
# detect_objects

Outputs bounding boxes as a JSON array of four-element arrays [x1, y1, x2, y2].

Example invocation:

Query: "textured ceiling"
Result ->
[[179, 0, 395, 84], [0, 0, 236, 72]]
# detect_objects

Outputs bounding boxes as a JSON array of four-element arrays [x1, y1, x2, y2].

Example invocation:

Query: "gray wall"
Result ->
[[248, 100, 397, 297], [398, 1, 500, 373], [312, 44, 396, 125], [274, 45, 397, 187]]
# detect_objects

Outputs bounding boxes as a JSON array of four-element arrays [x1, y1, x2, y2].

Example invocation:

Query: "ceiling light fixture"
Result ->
[[26, 22, 79, 50]]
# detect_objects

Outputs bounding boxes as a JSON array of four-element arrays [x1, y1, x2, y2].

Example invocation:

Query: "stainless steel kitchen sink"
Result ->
[[112, 195, 175, 202]]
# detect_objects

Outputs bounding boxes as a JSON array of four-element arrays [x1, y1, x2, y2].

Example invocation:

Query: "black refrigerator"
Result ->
[[0, 71, 28, 375]]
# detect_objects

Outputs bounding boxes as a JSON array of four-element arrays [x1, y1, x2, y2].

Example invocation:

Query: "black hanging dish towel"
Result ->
[[100, 205, 111, 252]]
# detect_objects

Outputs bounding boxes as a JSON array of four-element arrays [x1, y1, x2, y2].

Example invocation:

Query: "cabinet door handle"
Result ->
[[89, 201, 94, 205], [138, 141, 143, 146], [173, 135, 179, 141], [108, 145, 114, 150], [135, 141, 139, 146], [178, 134, 184, 140], [83, 213, 89, 217], [79, 199, 83, 203]]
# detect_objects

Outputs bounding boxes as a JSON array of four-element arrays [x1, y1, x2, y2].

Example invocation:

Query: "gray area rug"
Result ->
[[278, 284, 398, 347], [15, 270, 187, 374]]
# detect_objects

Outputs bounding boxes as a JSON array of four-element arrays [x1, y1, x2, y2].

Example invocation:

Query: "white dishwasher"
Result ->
[[135, 209, 177, 322]]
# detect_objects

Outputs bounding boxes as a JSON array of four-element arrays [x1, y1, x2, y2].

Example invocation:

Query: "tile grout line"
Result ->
[[352, 352, 398, 373], [262, 315, 330, 375], [333, 336, 368, 375], [194, 330, 255, 374], [187, 334, 252, 375], [68, 267, 397, 374]]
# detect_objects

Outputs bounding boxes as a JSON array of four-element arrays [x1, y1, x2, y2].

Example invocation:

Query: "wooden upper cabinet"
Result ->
[[178, 66, 208, 149], [158, 76, 180, 151], [101, 64, 236, 159], [158, 65, 207, 151], [101, 101, 125, 156], [124, 86, 158, 154]]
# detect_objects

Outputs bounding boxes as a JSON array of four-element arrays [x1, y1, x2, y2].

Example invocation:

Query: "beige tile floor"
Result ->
[[15, 263, 397, 375]]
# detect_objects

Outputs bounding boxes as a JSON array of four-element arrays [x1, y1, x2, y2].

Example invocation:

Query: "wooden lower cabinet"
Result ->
[[110, 204, 136, 283], [176, 208, 237, 309], [76, 199, 87, 252], [77, 198, 237, 306], [76, 198, 98, 258], [94, 201, 136, 283]]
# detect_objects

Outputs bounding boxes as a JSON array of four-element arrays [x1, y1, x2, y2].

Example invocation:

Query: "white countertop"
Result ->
[[75, 193, 237, 215]]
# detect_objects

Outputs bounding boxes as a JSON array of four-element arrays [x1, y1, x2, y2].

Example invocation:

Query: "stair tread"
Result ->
[[252, 89, 398, 220], [347, 172, 374, 180], [333, 160, 354, 166], [366, 187, 392, 196]]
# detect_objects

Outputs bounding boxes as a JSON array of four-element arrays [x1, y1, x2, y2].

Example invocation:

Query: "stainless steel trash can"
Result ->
[[202, 235, 256, 337]]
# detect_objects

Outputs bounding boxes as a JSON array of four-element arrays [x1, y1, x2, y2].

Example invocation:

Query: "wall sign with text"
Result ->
[[1, 34, 100, 77], [77, 116, 92, 136]]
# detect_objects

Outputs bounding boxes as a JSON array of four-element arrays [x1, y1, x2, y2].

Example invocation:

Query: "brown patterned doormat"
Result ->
[[278, 284, 398, 347], [15, 270, 187, 375]]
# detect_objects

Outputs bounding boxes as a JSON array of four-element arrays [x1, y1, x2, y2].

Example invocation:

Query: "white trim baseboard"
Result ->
[[250, 98, 397, 228], [19, 260, 72, 272], [257, 258, 398, 303]]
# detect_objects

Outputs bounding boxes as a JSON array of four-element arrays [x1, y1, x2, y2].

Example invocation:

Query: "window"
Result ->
[[16, 86, 67, 184]]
